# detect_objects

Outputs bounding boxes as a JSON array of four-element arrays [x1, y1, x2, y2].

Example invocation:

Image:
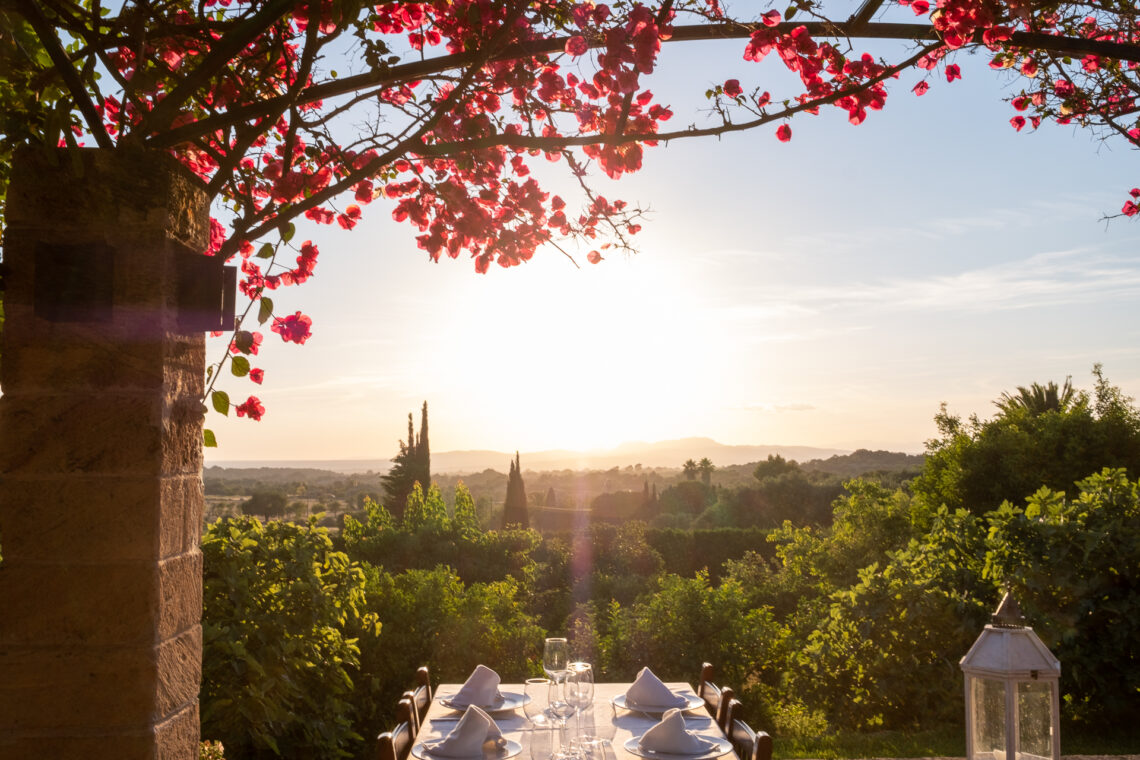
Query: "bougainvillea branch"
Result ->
[[2, 0, 1138, 443]]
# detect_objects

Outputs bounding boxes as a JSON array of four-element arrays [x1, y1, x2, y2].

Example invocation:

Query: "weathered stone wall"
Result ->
[[0, 147, 208, 759]]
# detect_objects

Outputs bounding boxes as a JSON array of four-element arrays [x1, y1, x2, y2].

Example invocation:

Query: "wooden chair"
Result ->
[[721, 698, 742, 739], [377, 719, 413, 760], [411, 665, 433, 727], [397, 695, 419, 740], [697, 662, 720, 719], [715, 686, 736, 734], [729, 715, 773, 760]]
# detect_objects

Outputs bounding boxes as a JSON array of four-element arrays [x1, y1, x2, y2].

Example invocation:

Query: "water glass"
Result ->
[[567, 662, 593, 736], [530, 721, 554, 760], [524, 678, 552, 727], [543, 637, 569, 683]]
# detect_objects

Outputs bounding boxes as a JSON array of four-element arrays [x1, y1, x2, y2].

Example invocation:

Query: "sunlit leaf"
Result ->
[[258, 296, 274, 325]]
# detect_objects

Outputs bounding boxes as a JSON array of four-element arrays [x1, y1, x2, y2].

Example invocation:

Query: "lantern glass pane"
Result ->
[[971, 677, 1007, 760], [1017, 680, 1053, 760]]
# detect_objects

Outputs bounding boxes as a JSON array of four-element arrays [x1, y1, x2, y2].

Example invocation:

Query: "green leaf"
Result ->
[[785, 5, 797, 18], [258, 296, 274, 325], [211, 390, 231, 416], [234, 331, 255, 354], [281, 223, 296, 243], [231, 355, 251, 377], [256, 243, 274, 259], [203, 429, 218, 447]]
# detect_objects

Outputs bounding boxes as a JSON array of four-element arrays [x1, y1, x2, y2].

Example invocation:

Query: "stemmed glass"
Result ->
[[524, 678, 552, 727], [543, 637, 569, 683], [548, 677, 577, 750], [566, 662, 594, 737]]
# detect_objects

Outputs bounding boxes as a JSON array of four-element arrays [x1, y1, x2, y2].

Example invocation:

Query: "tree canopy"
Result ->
[[3, 0, 1139, 432], [914, 365, 1140, 513]]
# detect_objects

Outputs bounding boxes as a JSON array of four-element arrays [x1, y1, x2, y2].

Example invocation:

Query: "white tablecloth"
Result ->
[[420, 681, 732, 760]]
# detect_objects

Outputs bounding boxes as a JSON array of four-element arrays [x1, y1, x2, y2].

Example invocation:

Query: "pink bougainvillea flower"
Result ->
[[945, 64, 962, 82], [337, 204, 362, 229], [235, 396, 265, 421], [911, 0, 930, 14], [1012, 96, 1029, 111], [723, 79, 743, 97], [1010, 115, 1026, 131], [249, 368, 264, 384], [587, 251, 603, 264], [1124, 201, 1139, 217], [565, 35, 589, 57], [776, 124, 792, 142], [913, 81, 930, 96], [756, 91, 771, 107], [271, 311, 313, 344], [1130, 188, 1140, 199], [760, 9, 781, 26]]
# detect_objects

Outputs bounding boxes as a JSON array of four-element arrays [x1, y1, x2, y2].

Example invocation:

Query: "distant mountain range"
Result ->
[[207, 437, 850, 474]]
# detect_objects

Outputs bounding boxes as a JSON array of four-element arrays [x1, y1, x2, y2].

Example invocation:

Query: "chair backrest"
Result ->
[[715, 687, 736, 734], [729, 718, 773, 760], [411, 666, 433, 726], [398, 694, 419, 738], [729, 714, 754, 760], [377, 721, 413, 760], [697, 662, 720, 718]]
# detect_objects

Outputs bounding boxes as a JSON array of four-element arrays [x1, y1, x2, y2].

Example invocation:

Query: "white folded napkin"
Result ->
[[638, 709, 718, 755], [425, 705, 506, 757], [625, 667, 687, 708], [448, 664, 504, 708]]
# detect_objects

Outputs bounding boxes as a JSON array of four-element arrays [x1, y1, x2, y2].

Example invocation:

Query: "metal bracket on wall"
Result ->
[[176, 253, 237, 333], [34, 242, 114, 323]]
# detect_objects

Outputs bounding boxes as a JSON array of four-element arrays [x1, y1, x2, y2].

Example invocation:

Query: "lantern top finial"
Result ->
[[991, 590, 1026, 628]]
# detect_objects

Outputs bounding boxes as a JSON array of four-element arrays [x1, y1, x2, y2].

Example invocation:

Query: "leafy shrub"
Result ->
[[200, 517, 379, 758], [602, 570, 787, 714], [646, 527, 773, 581], [985, 469, 1140, 723]]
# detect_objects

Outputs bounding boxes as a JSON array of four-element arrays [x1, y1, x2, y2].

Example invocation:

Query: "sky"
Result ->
[[204, 28, 1140, 464]]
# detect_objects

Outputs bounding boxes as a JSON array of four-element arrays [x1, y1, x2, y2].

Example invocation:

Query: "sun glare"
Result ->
[[424, 246, 718, 452]]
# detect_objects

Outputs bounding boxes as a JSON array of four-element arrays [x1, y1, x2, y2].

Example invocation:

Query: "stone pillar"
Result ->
[[0, 147, 208, 759]]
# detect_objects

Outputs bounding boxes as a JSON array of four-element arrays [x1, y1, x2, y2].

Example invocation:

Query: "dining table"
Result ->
[[414, 681, 737, 760]]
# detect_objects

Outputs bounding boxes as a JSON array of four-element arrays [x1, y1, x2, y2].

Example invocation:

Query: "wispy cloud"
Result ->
[[743, 402, 817, 413], [750, 246, 1140, 315]]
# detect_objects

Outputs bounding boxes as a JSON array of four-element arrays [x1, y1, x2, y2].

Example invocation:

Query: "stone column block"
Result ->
[[0, 146, 210, 758]]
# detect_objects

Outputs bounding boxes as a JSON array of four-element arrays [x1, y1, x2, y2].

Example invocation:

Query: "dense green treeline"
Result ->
[[200, 369, 1140, 759]]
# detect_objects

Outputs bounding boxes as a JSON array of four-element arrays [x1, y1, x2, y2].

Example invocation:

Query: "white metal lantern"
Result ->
[[960, 593, 1061, 760]]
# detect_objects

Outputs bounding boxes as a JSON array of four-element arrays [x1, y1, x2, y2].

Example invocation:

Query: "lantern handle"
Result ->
[[991, 590, 1026, 628]]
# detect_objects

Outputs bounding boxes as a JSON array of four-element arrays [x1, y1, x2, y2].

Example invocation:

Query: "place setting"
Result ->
[[413, 665, 528, 760], [610, 667, 705, 716], [623, 708, 733, 760], [437, 664, 532, 714]]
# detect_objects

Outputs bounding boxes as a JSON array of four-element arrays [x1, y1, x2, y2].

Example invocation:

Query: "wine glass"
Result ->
[[524, 678, 552, 727], [543, 637, 569, 683], [566, 662, 594, 737], [548, 677, 577, 750]]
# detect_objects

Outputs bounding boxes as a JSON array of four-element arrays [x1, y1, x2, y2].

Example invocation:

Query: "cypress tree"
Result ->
[[381, 402, 431, 520], [415, 401, 431, 490], [501, 452, 529, 529]]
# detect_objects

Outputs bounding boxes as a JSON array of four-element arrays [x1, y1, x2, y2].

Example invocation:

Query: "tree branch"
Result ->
[[413, 41, 942, 156], [219, 0, 534, 256], [147, 20, 1140, 151], [140, 0, 298, 135], [13, 0, 113, 148]]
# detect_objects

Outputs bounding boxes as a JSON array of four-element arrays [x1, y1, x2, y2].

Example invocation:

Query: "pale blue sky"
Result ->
[[205, 35, 1140, 463]]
